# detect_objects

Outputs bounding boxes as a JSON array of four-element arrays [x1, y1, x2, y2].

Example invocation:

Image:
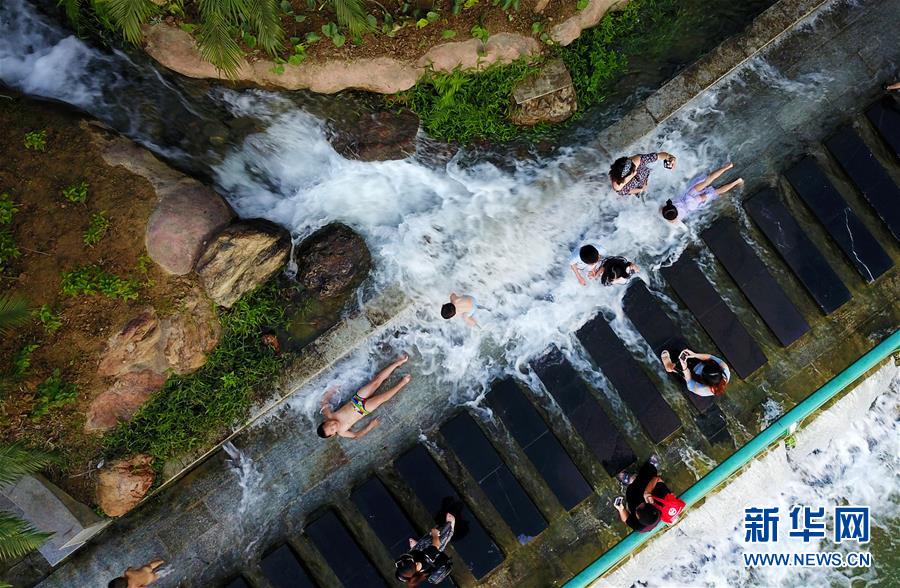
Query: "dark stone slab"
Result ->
[[351, 477, 417, 557], [785, 156, 893, 282], [825, 124, 900, 241], [701, 219, 810, 346], [531, 349, 638, 474], [441, 413, 547, 542], [394, 444, 504, 579], [661, 255, 768, 379], [259, 544, 315, 588], [622, 281, 716, 414], [305, 510, 387, 587], [866, 95, 900, 159], [572, 317, 682, 445], [486, 379, 592, 510], [744, 188, 852, 314], [222, 576, 251, 588]]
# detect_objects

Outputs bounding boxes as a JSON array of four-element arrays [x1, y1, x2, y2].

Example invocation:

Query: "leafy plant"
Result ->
[[23, 130, 47, 152], [9, 344, 39, 379], [0, 230, 19, 271], [321, 22, 346, 47], [61, 180, 88, 204], [60, 265, 140, 301], [0, 193, 19, 225], [30, 369, 78, 420], [494, 0, 519, 12], [470, 23, 489, 42], [576, 0, 589, 9], [33, 305, 62, 334], [83, 211, 110, 246], [463, 0, 478, 8], [442, 29, 457, 39], [0, 444, 57, 562], [104, 282, 289, 461]]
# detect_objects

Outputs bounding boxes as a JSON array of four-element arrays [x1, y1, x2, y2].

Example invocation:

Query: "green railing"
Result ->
[[566, 329, 900, 587]]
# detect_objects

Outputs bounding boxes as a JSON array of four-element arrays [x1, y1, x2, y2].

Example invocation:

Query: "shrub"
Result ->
[[83, 212, 110, 247], [61, 180, 89, 204], [23, 131, 46, 152], [31, 369, 78, 420], [0, 193, 18, 225], [104, 283, 289, 461], [60, 265, 140, 301]]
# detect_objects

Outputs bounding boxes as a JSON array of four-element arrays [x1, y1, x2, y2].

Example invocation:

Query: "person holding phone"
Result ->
[[660, 347, 731, 397], [613, 457, 674, 533], [609, 151, 678, 197]]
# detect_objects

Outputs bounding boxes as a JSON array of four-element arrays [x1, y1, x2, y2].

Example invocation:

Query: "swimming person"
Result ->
[[441, 293, 479, 327], [570, 241, 605, 286], [660, 348, 731, 397], [614, 458, 684, 532], [598, 255, 640, 286], [661, 162, 743, 223], [394, 513, 456, 586], [610, 151, 678, 197], [317, 354, 411, 439], [107, 559, 164, 588]]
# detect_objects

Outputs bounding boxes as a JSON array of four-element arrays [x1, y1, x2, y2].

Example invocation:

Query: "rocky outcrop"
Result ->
[[196, 219, 292, 308], [85, 125, 234, 275], [88, 290, 220, 432], [329, 110, 419, 161], [295, 223, 372, 299], [509, 59, 578, 126], [551, 0, 623, 46], [95, 455, 155, 517]]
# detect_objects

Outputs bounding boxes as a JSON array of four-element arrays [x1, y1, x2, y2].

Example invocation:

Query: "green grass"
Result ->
[[396, 0, 680, 144], [31, 369, 78, 421], [83, 212, 110, 247], [61, 180, 89, 204], [103, 282, 289, 462], [23, 130, 47, 152], [60, 264, 140, 301]]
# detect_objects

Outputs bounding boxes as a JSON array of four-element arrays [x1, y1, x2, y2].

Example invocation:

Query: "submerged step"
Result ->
[[661, 256, 768, 379], [305, 510, 387, 587], [701, 218, 810, 346], [259, 543, 316, 588], [351, 476, 418, 559], [440, 412, 547, 542], [621, 282, 730, 444], [486, 379, 592, 510], [574, 315, 682, 445], [825, 125, 900, 242], [866, 95, 900, 159], [785, 156, 893, 283], [394, 444, 504, 579], [744, 188, 852, 314], [223, 576, 251, 588]]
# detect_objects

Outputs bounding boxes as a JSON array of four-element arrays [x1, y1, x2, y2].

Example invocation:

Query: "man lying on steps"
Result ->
[[316, 353, 411, 440]]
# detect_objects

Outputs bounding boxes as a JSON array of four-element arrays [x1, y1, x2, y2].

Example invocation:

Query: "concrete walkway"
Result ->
[[31, 0, 900, 586]]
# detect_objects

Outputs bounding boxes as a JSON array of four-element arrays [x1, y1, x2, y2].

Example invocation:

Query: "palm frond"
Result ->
[[0, 295, 28, 337], [0, 444, 57, 488], [57, 0, 84, 27], [196, 1, 245, 77], [0, 512, 51, 562], [331, 0, 373, 36], [247, 0, 284, 56], [101, 0, 155, 44]]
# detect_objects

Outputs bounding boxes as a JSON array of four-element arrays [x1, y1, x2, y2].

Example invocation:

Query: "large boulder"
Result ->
[[195, 219, 292, 308], [145, 185, 234, 275], [329, 110, 419, 161], [85, 370, 167, 432], [161, 294, 221, 374], [295, 224, 372, 299], [509, 59, 578, 126], [97, 309, 164, 378], [95, 455, 155, 517]]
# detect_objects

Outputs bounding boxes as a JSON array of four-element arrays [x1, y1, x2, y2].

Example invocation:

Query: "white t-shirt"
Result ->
[[570, 241, 605, 273]]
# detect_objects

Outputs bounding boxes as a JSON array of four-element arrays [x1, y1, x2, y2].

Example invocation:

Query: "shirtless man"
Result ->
[[317, 354, 411, 439], [107, 559, 164, 588], [440, 293, 479, 327]]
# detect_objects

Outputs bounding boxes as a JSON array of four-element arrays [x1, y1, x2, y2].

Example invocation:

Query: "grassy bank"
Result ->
[[392, 0, 683, 143]]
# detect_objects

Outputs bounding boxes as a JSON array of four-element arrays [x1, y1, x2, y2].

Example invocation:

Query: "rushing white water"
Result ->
[[602, 363, 900, 588]]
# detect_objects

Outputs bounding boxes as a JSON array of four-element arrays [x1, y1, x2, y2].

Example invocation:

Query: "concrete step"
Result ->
[[259, 543, 315, 588], [744, 187, 852, 314], [785, 156, 894, 282], [865, 95, 900, 159], [304, 509, 387, 587], [701, 218, 810, 347]]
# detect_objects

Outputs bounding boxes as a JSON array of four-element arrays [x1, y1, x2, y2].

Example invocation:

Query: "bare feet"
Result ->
[[400, 374, 412, 385], [735, 177, 744, 187], [660, 350, 676, 373], [396, 352, 409, 366], [724, 162, 734, 171]]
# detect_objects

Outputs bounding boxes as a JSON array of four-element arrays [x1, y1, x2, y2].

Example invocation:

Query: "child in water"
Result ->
[[661, 162, 743, 223], [441, 293, 479, 327]]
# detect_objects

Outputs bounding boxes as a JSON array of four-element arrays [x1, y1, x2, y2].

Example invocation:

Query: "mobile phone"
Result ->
[[679, 349, 690, 361], [614, 496, 624, 508]]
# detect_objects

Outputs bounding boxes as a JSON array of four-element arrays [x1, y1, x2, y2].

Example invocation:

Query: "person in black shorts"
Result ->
[[395, 513, 456, 585]]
